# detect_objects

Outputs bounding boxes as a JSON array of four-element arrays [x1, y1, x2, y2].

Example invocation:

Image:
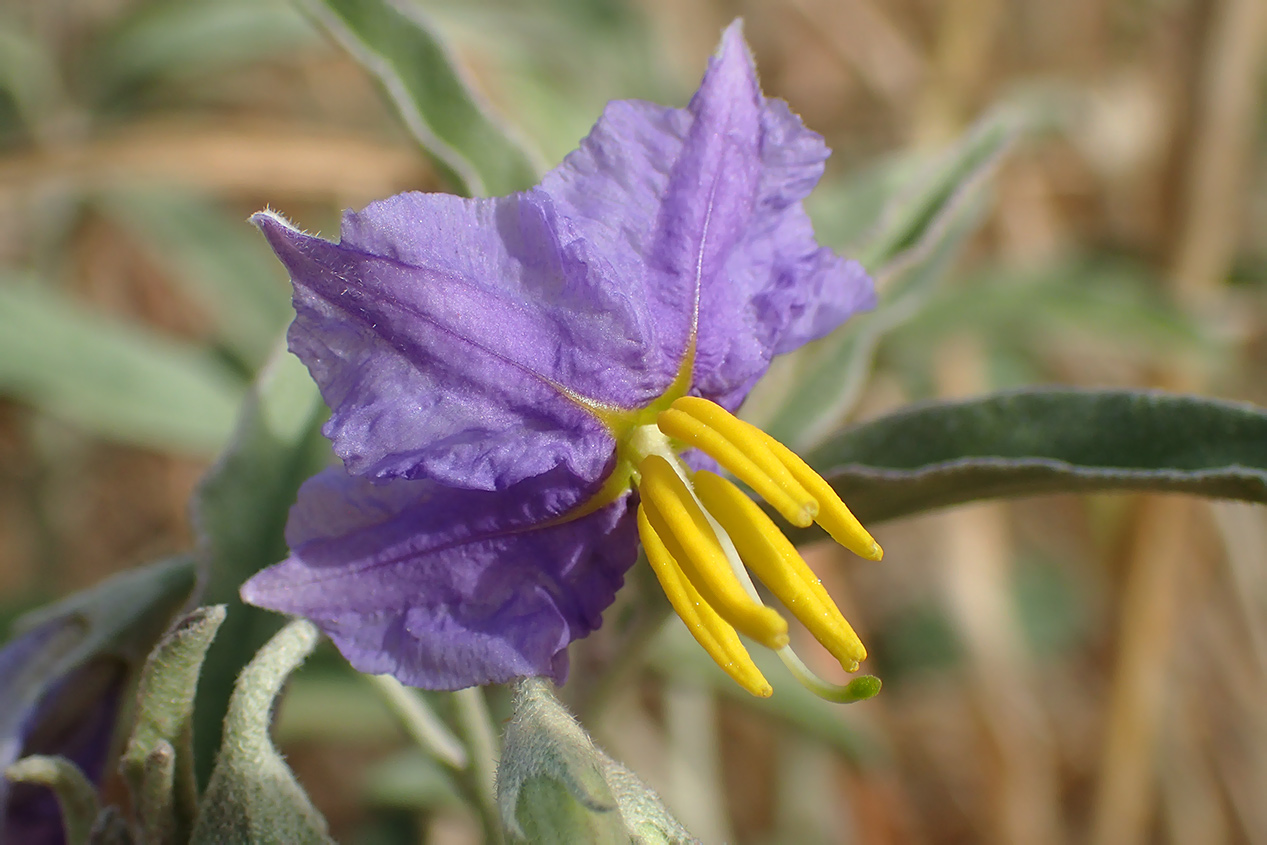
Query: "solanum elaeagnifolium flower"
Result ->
[[1, 618, 127, 845], [242, 21, 882, 700]]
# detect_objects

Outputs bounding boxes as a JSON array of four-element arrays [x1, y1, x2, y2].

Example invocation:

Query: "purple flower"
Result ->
[[1, 618, 126, 845], [243, 21, 882, 699]]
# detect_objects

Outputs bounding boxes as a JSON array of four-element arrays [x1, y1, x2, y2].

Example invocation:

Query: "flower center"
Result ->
[[624, 396, 883, 700]]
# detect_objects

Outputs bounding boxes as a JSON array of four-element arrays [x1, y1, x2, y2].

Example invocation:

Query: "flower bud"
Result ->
[[497, 679, 697, 844]]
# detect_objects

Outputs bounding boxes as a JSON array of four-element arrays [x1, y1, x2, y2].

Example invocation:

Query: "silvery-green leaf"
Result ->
[[886, 256, 1217, 368], [190, 620, 331, 845], [120, 606, 227, 844], [857, 110, 1016, 274], [595, 754, 697, 845], [190, 347, 329, 785], [0, 280, 244, 454], [804, 388, 1267, 527], [6, 555, 198, 675], [303, 0, 541, 197]]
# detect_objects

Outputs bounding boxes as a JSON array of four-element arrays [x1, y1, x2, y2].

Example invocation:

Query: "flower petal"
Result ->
[[241, 468, 638, 688], [4, 661, 126, 845], [0, 620, 126, 845], [690, 22, 876, 408], [537, 101, 696, 386], [540, 21, 874, 412], [257, 209, 620, 490]]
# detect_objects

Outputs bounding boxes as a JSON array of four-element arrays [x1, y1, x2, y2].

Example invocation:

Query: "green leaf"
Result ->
[[0, 280, 245, 454], [302, 0, 541, 196], [805, 388, 1267, 526], [4, 755, 100, 845], [96, 188, 292, 370], [7, 556, 199, 669], [191, 620, 331, 844], [121, 605, 227, 845], [857, 109, 1016, 274], [190, 348, 330, 786]]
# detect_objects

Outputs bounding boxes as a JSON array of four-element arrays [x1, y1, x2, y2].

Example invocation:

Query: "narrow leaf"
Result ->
[[7, 556, 198, 670], [857, 109, 1016, 273], [302, 0, 540, 196], [190, 348, 330, 785], [190, 620, 331, 845], [890, 257, 1217, 362], [806, 389, 1267, 526], [0, 281, 244, 454]]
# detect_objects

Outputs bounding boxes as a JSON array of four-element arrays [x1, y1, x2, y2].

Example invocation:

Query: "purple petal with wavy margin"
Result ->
[[257, 211, 622, 491], [242, 467, 638, 688]]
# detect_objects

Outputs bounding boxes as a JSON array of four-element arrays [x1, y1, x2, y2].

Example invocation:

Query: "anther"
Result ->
[[659, 397, 818, 527], [751, 426, 883, 561], [637, 506, 772, 697], [637, 455, 789, 650], [693, 470, 867, 670]]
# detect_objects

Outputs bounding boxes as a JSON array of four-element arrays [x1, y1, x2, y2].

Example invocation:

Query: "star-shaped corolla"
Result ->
[[242, 21, 881, 699]]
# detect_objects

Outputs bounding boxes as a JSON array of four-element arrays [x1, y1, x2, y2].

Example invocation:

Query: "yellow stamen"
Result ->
[[637, 506, 772, 697], [661, 397, 818, 527], [693, 470, 866, 671], [637, 455, 788, 650], [751, 427, 883, 561]]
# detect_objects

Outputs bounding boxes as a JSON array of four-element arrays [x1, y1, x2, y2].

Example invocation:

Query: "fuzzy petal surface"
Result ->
[[242, 467, 638, 688]]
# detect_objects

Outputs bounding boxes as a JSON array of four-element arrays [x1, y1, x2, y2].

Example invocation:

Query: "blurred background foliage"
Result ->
[[1, 0, 1266, 843]]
